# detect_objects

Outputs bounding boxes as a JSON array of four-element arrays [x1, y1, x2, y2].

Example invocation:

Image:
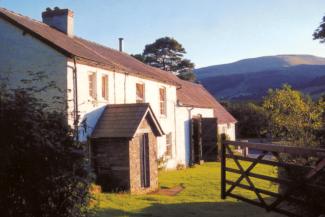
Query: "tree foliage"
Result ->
[[223, 101, 268, 138], [132, 37, 196, 82], [262, 84, 324, 147], [0, 87, 93, 217], [313, 15, 325, 43]]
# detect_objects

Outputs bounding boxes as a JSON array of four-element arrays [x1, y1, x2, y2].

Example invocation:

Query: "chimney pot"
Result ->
[[42, 7, 74, 37], [119, 38, 124, 52]]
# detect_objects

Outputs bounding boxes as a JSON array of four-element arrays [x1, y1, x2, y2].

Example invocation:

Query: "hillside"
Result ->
[[195, 55, 325, 100]]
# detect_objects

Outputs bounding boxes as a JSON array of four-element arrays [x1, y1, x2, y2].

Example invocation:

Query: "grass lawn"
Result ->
[[93, 161, 284, 217]]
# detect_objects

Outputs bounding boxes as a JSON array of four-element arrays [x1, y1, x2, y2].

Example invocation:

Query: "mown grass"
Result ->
[[93, 161, 283, 217]]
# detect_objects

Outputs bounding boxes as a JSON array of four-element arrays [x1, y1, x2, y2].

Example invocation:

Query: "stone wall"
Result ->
[[129, 118, 158, 194], [91, 138, 130, 192]]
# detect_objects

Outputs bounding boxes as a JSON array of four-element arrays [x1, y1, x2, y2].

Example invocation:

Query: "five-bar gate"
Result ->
[[221, 140, 325, 217]]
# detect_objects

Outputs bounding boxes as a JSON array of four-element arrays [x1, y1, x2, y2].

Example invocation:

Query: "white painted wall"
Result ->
[[0, 16, 235, 170], [218, 123, 236, 141], [175, 106, 214, 167], [0, 18, 67, 112], [67, 61, 178, 164]]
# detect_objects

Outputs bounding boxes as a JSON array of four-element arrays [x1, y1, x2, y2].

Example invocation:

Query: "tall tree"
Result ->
[[313, 15, 325, 43], [132, 37, 196, 82]]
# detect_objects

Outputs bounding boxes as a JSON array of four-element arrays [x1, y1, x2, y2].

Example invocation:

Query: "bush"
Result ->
[[277, 159, 325, 217], [263, 85, 324, 147], [0, 89, 93, 217]]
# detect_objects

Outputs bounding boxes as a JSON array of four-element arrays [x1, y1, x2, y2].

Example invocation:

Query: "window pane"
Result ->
[[102, 75, 108, 100], [88, 73, 96, 99], [166, 133, 172, 157], [136, 83, 144, 103], [159, 87, 166, 115]]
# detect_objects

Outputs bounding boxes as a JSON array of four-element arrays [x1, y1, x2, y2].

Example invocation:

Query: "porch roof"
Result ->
[[91, 103, 164, 139]]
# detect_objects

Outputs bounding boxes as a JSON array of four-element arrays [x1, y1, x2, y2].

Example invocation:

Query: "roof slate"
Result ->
[[91, 103, 164, 138], [176, 79, 237, 124], [0, 7, 236, 124], [0, 8, 180, 86]]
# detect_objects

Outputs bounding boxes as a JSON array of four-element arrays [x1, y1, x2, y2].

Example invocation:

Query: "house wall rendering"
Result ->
[[0, 7, 237, 170], [67, 61, 178, 164], [218, 123, 236, 141], [175, 106, 214, 166], [0, 17, 68, 112]]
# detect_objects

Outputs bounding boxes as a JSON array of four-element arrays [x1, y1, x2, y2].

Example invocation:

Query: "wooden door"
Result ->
[[191, 116, 218, 164], [201, 118, 217, 161], [191, 116, 203, 165], [140, 133, 150, 188]]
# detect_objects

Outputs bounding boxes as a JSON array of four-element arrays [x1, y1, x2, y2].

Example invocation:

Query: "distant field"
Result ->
[[93, 162, 283, 217]]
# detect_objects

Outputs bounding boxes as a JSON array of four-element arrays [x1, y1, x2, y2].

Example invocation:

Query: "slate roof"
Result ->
[[91, 103, 164, 139], [0, 7, 236, 124], [176, 79, 237, 124], [0, 8, 180, 86]]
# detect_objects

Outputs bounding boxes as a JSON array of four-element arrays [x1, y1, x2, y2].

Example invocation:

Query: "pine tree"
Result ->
[[313, 15, 325, 43], [132, 37, 196, 82]]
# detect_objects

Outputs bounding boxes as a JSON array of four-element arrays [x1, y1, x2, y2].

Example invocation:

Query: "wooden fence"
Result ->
[[221, 140, 325, 217]]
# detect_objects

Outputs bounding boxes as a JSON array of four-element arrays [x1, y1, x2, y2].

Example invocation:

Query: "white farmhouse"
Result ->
[[0, 7, 236, 171]]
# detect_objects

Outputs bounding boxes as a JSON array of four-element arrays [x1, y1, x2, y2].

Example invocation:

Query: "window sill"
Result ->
[[160, 115, 167, 119]]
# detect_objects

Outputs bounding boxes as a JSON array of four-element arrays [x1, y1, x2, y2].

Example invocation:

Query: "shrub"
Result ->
[[0, 89, 93, 217]]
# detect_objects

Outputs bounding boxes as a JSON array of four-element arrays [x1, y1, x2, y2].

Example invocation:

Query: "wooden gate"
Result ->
[[191, 116, 217, 165], [221, 140, 325, 217]]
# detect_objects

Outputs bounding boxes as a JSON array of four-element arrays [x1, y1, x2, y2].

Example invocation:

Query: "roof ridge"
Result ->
[[73, 37, 128, 70], [0, 7, 48, 27], [76, 37, 181, 84], [0, 7, 180, 86], [76, 36, 121, 53], [107, 103, 150, 107]]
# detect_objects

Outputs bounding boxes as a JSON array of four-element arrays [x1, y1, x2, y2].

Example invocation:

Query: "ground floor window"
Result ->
[[165, 132, 172, 157]]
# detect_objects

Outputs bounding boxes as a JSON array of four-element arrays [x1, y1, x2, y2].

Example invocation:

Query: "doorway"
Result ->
[[140, 133, 150, 188], [191, 116, 217, 164]]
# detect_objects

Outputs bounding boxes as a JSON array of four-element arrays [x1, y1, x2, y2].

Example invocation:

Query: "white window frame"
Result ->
[[136, 82, 145, 103], [88, 72, 97, 99], [101, 75, 109, 101], [165, 132, 172, 157], [159, 87, 167, 116]]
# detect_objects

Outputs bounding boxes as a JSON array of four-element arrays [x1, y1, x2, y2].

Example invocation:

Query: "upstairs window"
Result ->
[[159, 87, 166, 116], [136, 83, 145, 103], [101, 75, 108, 100], [88, 72, 96, 99]]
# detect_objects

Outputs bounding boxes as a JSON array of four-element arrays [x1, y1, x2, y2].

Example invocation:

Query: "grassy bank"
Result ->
[[93, 161, 283, 217]]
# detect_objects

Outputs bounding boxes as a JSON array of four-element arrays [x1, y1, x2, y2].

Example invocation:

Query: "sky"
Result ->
[[1, 0, 325, 68]]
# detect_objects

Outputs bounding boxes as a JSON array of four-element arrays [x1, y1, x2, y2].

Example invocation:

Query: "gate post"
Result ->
[[220, 135, 226, 199]]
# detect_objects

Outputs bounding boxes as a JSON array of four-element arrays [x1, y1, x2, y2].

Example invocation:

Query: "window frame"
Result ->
[[165, 132, 172, 157], [159, 87, 167, 116], [88, 72, 97, 99], [136, 83, 145, 103], [101, 75, 109, 101]]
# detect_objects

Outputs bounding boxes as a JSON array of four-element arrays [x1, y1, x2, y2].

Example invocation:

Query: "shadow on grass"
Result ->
[[95, 201, 283, 217]]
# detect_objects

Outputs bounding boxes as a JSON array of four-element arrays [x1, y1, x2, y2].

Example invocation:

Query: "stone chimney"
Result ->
[[42, 7, 74, 37]]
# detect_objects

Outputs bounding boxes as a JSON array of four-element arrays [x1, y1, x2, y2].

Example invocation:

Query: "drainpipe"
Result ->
[[173, 101, 177, 159], [113, 70, 116, 103], [124, 72, 128, 103], [188, 107, 194, 166], [67, 57, 79, 142]]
